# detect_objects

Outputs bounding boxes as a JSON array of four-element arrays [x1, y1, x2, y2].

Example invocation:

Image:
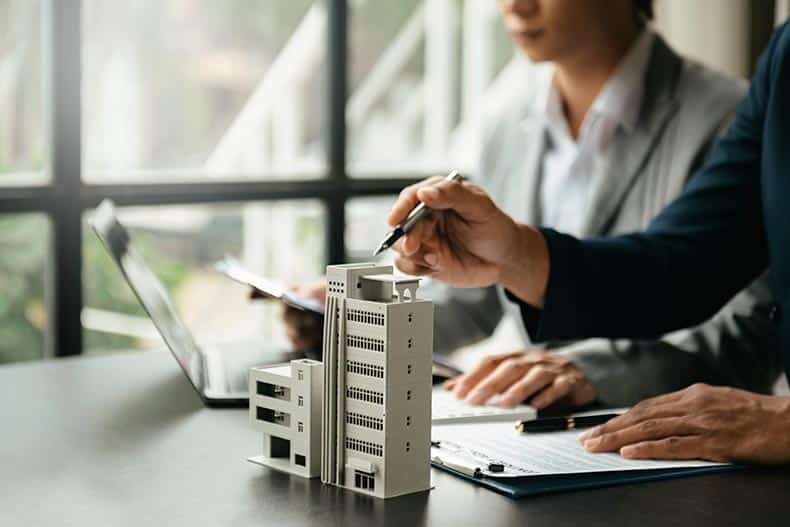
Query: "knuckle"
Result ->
[[598, 431, 619, 447], [688, 383, 709, 395], [639, 419, 659, 433], [531, 365, 548, 375], [501, 358, 520, 370], [630, 398, 651, 414], [481, 356, 497, 366], [398, 186, 416, 199]]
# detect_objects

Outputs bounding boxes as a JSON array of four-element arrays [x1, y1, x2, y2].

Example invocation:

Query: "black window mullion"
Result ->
[[326, 0, 348, 266], [45, 0, 82, 357]]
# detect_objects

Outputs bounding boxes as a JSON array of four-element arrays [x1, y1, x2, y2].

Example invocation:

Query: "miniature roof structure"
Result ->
[[360, 273, 421, 303]]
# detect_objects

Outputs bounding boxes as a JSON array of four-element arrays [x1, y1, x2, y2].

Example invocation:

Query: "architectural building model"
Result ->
[[248, 359, 323, 478], [321, 263, 434, 499]]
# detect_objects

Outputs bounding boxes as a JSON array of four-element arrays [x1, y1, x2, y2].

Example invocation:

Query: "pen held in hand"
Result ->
[[373, 170, 465, 256], [515, 413, 621, 433]]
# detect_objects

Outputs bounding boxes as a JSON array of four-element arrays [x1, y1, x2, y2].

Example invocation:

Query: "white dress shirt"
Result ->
[[538, 30, 655, 236]]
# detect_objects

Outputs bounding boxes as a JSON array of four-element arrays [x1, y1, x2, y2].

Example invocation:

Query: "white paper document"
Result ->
[[431, 421, 726, 478]]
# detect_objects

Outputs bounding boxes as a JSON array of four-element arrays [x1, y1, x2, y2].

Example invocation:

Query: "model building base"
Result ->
[[247, 455, 321, 479]]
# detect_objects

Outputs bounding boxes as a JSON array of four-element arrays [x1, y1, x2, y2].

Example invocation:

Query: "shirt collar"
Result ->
[[592, 29, 654, 134], [530, 29, 655, 141]]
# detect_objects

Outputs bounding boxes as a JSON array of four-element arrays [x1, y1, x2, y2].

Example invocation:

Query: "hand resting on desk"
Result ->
[[580, 383, 790, 464], [444, 350, 596, 410]]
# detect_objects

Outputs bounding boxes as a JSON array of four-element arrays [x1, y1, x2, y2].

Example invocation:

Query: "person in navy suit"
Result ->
[[388, 22, 790, 464]]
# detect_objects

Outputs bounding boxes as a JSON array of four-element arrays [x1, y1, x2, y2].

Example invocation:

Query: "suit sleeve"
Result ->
[[514, 26, 785, 343], [555, 273, 781, 406]]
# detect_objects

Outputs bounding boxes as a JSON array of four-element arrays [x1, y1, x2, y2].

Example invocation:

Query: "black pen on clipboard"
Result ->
[[515, 413, 621, 433]]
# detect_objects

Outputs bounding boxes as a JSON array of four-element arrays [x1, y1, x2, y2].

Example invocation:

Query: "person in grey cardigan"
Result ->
[[284, 0, 780, 410]]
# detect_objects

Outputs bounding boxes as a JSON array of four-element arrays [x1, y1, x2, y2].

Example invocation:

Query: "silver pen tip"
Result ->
[[372, 243, 386, 257]]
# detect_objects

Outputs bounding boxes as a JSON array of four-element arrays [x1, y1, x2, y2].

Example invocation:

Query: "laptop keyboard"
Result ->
[[431, 388, 537, 424]]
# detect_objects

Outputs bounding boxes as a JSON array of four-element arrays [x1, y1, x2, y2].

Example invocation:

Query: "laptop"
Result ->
[[91, 199, 301, 407]]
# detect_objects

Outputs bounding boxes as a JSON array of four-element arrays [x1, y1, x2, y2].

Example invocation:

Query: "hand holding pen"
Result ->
[[380, 171, 537, 290], [374, 171, 465, 256]]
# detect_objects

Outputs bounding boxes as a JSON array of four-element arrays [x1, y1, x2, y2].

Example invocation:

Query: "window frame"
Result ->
[[0, 0, 425, 357]]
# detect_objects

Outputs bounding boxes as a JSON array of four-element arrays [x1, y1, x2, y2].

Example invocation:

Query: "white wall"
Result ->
[[654, 0, 751, 78], [777, 0, 790, 24]]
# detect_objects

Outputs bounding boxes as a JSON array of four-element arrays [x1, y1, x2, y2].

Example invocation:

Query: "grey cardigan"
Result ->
[[427, 35, 782, 406]]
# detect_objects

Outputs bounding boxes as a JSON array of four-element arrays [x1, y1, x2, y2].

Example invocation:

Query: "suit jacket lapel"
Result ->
[[518, 120, 546, 226], [580, 36, 683, 237]]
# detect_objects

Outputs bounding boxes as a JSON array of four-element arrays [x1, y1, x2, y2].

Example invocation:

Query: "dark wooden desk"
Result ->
[[1, 351, 787, 527]]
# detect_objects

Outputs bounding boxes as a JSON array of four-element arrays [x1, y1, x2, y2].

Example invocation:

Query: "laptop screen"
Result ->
[[90, 200, 206, 395]]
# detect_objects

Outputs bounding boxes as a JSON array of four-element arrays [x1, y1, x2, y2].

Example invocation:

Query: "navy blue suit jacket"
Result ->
[[517, 23, 790, 381]]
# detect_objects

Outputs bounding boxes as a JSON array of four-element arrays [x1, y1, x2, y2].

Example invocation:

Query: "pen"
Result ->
[[515, 413, 621, 433], [373, 170, 465, 256]]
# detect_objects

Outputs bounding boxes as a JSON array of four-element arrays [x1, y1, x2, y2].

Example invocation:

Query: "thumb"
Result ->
[[416, 181, 493, 221]]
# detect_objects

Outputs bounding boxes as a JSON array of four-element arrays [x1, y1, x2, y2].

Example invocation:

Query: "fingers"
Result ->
[[578, 392, 688, 442], [400, 214, 439, 256], [388, 176, 491, 229], [528, 374, 576, 410], [394, 255, 436, 277], [416, 179, 493, 220], [444, 378, 458, 391], [620, 436, 710, 461], [387, 176, 444, 227], [450, 354, 512, 399], [582, 416, 703, 454], [465, 359, 530, 405], [495, 366, 555, 408]]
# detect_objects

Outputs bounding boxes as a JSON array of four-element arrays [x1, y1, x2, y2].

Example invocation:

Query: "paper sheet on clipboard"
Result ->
[[431, 421, 726, 479]]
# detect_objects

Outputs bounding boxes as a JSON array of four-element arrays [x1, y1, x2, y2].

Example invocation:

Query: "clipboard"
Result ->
[[431, 460, 740, 499], [214, 257, 325, 315]]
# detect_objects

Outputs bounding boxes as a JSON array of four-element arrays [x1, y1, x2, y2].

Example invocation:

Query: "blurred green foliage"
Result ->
[[0, 215, 47, 363]]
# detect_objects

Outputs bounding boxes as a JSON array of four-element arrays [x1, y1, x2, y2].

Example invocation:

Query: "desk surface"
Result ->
[[2, 351, 788, 527]]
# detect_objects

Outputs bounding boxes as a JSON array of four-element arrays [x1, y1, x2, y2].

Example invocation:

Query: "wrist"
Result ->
[[497, 223, 549, 308]]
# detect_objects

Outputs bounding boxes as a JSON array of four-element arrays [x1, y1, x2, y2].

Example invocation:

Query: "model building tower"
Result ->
[[321, 263, 433, 499], [248, 359, 323, 478]]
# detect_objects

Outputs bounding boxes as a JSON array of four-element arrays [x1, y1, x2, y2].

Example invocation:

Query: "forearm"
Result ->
[[496, 224, 550, 309]]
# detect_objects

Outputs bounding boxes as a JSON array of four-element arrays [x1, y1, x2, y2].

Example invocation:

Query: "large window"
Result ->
[[0, 0, 521, 360], [0, 0, 46, 185], [82, 0, 325, 181]]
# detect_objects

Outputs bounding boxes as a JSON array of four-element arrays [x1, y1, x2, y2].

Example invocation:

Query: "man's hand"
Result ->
[[579, 384, 790, 464], [387, 176, 549, 306], [444, 350, 596, 410]]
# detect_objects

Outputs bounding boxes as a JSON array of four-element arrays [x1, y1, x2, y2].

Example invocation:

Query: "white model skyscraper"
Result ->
[[321, 263, 433, 499]]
